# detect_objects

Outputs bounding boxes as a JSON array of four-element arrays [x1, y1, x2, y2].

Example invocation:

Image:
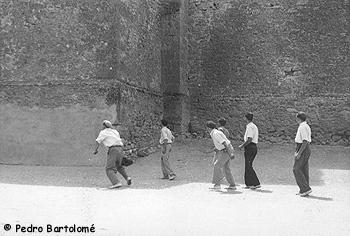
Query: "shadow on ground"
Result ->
[[0, 140, 349, 190]]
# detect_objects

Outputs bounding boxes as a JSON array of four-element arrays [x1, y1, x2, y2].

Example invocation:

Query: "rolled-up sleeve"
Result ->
[[246, 126, 254, 138], [95, 131, 106, 143], [300, 126, 309, 142]]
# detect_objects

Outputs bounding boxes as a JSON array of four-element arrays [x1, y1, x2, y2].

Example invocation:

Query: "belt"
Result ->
[[109, 145, 123, 148]]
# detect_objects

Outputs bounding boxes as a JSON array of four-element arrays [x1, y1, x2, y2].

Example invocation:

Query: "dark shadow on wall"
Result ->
[[290, 0, 350, 95]]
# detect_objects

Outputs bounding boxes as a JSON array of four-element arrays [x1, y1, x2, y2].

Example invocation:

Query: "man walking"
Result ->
[[206, 121, 236, 190], [293, 112, 312, 197], [94, 120, 131, 189], [239, 113, 261, 189], [159, 119, 176, 180]]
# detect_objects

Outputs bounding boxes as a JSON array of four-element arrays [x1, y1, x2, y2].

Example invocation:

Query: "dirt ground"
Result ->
[[1, 140, 350, 236]]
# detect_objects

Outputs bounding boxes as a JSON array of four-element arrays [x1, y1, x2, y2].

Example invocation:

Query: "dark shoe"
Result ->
[[161, 175, 169, 179], [127, 177, 132, 186]]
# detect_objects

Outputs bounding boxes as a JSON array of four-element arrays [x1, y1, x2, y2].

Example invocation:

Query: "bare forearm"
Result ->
[[94, 142, 100, 151], [240, 138, 252, 148], [297, 140, 308, 155]]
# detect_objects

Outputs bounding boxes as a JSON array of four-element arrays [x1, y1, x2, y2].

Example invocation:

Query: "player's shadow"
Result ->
[[219, 190, 243, 195], [303, 195, 333, 201], [250, 189, 273, 193]]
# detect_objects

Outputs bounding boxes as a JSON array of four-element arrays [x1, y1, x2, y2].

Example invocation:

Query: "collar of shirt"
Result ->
[[299, 121, 307, 127]]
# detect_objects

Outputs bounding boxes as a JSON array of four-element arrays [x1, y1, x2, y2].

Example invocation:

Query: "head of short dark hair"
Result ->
[[296, 112, 307, 121], [206, 121, 217, 129], [161, 119, 168, 126], [245, 113, 253, 121], [218, 118, 227, 126]]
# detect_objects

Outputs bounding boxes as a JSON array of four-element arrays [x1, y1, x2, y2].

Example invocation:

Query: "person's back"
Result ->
[[218, 126, 230, 139], [218, 118, 230, 139]]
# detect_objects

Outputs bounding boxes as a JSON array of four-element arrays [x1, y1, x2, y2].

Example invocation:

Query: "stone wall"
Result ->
[[188, 0, 350, 145], [0, 0, 163, 165], [1, 0, 349, 168], [160, 0, 190, 134]]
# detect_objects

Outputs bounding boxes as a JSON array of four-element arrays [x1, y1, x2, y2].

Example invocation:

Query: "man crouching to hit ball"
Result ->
[[94, 120, 132, 189]]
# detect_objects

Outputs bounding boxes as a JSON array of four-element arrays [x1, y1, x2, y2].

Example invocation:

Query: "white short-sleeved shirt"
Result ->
[[210, 129, 231, 151], [295, 122, 311, 143], [244, 122, 259, 144], [96, 128, 123, 147], [159, 127, 174, 144]]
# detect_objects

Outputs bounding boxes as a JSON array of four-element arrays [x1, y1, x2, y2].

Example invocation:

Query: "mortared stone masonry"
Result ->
[[0, 0, 349, 165]]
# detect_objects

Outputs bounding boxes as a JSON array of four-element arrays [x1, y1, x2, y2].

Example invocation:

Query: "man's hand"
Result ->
[[93, 150, 98, 155], [294, 152, 300, 160], [238, 144, 243, 150], [212, 156, 218, 165]]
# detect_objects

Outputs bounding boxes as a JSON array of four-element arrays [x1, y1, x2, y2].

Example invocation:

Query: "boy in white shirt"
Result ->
[[293, 112, 312, 197], [159, 119, 176, 180], [206, 121, 236, 190]]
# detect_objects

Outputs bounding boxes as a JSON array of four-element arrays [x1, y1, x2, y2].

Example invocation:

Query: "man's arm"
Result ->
[[239, 137, 252, 149], [93, 141, 100, 154], [295, 140, 309, 159], [160, 128, 169, 144]]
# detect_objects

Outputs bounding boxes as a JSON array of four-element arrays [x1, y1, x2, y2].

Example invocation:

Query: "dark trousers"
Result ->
[[244, 143, 260, 187], [293, 143, 311, 193]]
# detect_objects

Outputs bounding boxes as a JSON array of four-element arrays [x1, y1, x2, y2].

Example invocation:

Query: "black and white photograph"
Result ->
[[1, 0, 349, 235]]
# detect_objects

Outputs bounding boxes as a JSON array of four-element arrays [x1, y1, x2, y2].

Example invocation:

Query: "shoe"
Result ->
[[250, 185, 261, 190], [169, 175, 176, 181], [300, 189, 312, 197], [210, 185, 221, 190], [244, 186, 253, 189], [127, 177, 132, 186], [296, 192, 301, 195], [161, 175, 169, 179], [225, 186, 237, 190], [108, 183, 122, 189]]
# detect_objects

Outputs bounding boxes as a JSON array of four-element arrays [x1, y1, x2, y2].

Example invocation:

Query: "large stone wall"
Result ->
[[1, 0, 349, 167], [188, 0, 350, 145], [0, 0, 163, 165]]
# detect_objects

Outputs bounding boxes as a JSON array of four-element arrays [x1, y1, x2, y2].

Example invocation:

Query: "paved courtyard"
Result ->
[[1, 140, 349, 236]]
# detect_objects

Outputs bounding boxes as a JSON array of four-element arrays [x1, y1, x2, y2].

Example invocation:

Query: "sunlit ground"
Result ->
[[1, 140, 349, 236]]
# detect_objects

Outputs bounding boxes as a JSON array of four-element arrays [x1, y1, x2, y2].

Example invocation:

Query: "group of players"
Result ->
[[94, 111, 312, 197]]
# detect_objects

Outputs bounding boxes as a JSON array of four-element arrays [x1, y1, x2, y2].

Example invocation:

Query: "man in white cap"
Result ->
[[94, 120, 131, 189]]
